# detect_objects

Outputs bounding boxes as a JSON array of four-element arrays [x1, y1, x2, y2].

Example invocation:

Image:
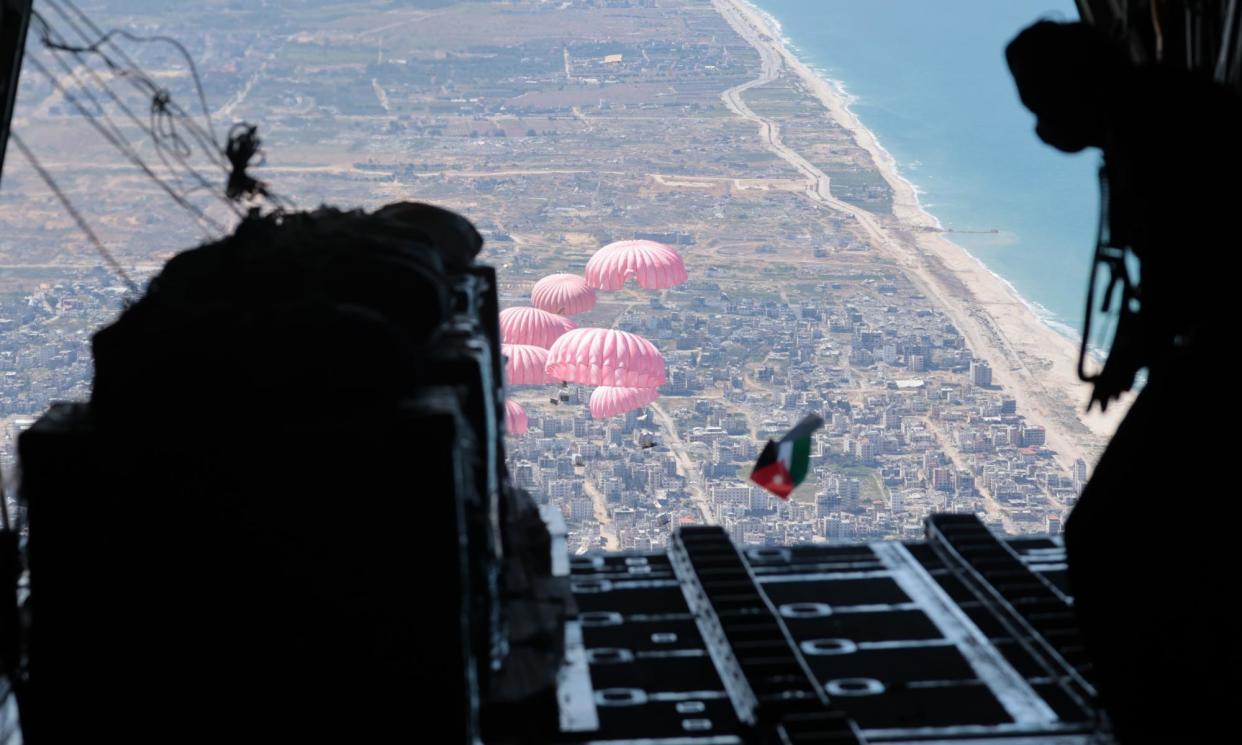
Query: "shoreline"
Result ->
[[753, 13, 1099, 357], [714, 0, 1128, 471]]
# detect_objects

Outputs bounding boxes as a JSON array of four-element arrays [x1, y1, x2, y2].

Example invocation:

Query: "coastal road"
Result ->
[[713, 0, 1094, 473], [717, 1, 832, 202]]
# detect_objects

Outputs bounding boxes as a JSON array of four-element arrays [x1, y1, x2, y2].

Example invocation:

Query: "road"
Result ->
[[712, 0, 1092, 473], [371, 79, 391, 112], [650, 401, 715, 525], [717, 8, 834, 204], [573, 300, 648, 547], [919, 415, 1012, 531], [582, 477, 620, 551], [355, 10, 441, 38], [571, 106, 594, 133], [215, 58, 270, 122]]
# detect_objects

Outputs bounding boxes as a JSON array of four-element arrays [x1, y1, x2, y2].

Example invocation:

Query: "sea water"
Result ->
[[752, 0, 1099, 335]]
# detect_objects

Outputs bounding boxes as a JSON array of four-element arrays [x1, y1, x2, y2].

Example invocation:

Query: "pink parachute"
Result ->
[[531, 273, 597, 316], [585, 240, 688, 291], [499, 306, 577, 348], [503, 343, 556, 386], [505, 399, 528, 435], [545, 328, 666, 388], [590, 386, 660, 419]]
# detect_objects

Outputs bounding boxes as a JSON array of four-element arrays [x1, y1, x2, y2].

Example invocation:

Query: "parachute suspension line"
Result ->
[[10, 133, 139, 293], [29, 11, 244, 218], [1150, 0, 1165, 62], [1078, 164, 1110, 385], [40, 0, 222, 162], [28, 13, 127, 147], [1078, 163, 1136, 387], [34, 0, 295, 212], [1076, 0, 1095, 26], [35, 5, 224, 181], [0, 466, 9, 533], [1217, 0, 1239, 83], [34, 0, 225, 178], [1185, 4, 1195, 69], [23, 53, 229, 236]]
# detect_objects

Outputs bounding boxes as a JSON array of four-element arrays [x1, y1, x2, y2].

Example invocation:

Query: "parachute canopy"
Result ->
[[531, 273, 597, 316], [503, 343, 556, 386], [589, 385, 660, 419], [585, 240, 688, 291], [545, 328, 666, 388], [499, 306, 577, 348], [505, 398, 528, 435]]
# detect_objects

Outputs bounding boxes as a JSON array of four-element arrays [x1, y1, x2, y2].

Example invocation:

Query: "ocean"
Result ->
[[751, 0, 1099, 336]]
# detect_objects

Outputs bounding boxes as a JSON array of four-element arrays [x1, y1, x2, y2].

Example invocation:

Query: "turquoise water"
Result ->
[[752, 0, 1098, 333]]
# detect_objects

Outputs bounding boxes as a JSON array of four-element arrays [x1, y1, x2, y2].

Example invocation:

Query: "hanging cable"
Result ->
[[42, 0, 296, 209], [29, 14, 132, 153], [24, 54, 229, 235], [29, 12, 239, 215], [32, 4, 228, 176], [1078, 162, 1143, 413], [1217, 0, 1239, 82], [28, 0, 295, 215], [41, 0, 222, 158], [38, 10, 244, 213], [9, 133, 139, 293], [0, 463, 9, 533], [1151, 0, 1166, 62]]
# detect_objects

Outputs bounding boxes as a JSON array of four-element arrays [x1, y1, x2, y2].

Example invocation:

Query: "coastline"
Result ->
[[751, 10, 1095, 354], [714, 0, 1128, 470]]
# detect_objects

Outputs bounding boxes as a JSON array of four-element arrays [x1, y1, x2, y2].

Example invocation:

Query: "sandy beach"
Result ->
[[714, 0, 1128, 472]]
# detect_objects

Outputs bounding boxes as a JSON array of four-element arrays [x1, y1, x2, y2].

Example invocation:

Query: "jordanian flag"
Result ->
[[750, 414, 824, 499]]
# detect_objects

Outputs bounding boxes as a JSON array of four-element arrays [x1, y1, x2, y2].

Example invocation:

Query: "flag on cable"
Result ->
[[749, 414, 824, 499]]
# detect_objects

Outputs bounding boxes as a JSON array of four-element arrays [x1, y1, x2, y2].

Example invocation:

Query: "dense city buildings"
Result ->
[[0, 0, 1112, 551], [506, 271, 1089, 552]]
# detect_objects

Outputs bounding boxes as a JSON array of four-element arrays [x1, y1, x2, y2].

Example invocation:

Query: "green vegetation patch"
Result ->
[[824, 168, 893, 215]]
